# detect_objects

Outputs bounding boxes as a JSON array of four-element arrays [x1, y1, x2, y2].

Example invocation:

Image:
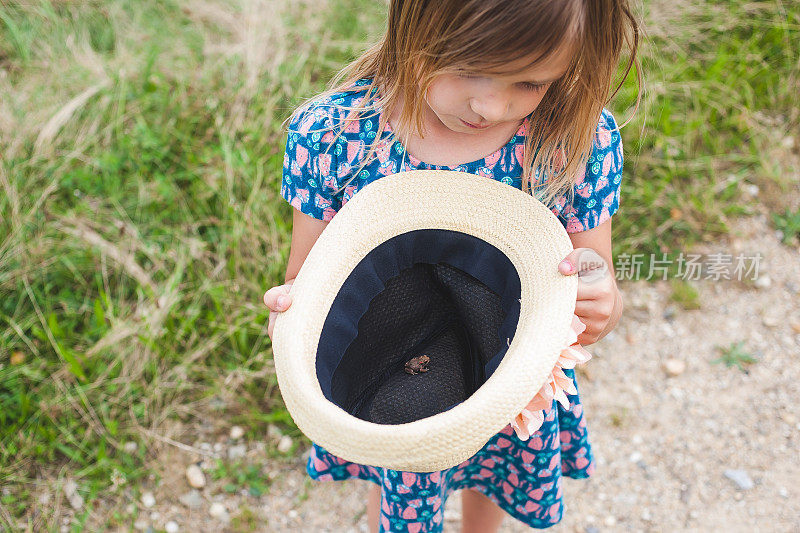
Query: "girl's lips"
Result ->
[[460, 118, 491, 130]]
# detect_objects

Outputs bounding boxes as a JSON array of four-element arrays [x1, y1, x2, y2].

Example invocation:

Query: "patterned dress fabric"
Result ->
[[279, 80, 623, 531]]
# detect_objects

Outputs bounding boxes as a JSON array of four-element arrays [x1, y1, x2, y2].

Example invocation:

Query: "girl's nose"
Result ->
[[470, 90, 510, 123]]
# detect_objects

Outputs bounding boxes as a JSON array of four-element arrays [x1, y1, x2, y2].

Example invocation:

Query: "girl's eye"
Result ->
[[519, 82, 547, 92]]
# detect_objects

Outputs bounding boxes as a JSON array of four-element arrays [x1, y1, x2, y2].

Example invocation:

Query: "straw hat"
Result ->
[[271, 169, 577, 472]]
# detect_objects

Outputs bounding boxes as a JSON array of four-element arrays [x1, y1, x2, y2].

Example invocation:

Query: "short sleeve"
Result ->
[[552, 108, 623, 233], [280, 104, 343, 222]]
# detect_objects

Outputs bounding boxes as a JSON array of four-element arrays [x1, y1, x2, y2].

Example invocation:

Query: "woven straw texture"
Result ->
[[271, 170, 577, 472]]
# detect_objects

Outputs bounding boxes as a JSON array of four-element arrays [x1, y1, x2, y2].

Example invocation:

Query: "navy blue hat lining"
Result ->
[[316, 229, 522, 424]]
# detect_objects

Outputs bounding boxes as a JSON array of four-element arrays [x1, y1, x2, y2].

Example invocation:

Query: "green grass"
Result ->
[[0, 0, 384, 528], [611, 1, 799, 266], [713, 341, 759, 372], [669, 279, 701, 310], [0, 0, 798, 528], [771, 207, 800, 245], [209, 458, 271, 498]]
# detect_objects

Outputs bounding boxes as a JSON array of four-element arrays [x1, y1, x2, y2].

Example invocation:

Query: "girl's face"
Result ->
[[423, 48, 573, 136]]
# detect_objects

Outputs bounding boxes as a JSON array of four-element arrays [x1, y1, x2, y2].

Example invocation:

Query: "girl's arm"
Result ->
[[558, 218, 623, 346], [284, 208, 330, 283], [265, 208, 328, 339]]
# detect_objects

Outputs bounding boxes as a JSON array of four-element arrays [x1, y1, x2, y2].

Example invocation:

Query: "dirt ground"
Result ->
[[89, 212, 797, 533]]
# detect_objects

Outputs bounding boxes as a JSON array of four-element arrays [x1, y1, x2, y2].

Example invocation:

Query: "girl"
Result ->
[[265, 0, 640, 531]]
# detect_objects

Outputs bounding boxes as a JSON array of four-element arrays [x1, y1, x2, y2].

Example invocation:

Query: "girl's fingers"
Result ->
[[559, 248, 609, 281], [265, 282, 295, 339], [575, 293, 614, 320], [574, 299, 593, 316], [576, 277, 613, 300], [263, 284, 293, 311], [558, 249, 582, 275]]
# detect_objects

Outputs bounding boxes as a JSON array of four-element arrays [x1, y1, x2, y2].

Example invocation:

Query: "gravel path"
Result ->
[[84, 214, 799, 532]]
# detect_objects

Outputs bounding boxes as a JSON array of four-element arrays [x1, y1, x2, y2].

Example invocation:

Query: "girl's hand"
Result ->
[[558, 248, 621, 345], [264, 281, 294, 340]]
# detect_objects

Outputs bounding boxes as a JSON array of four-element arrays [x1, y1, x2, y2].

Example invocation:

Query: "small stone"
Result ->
[[267, 424, 283, 440], [133, 519, 149, 531], [778, 487, 788, 498], [141, 491, 156, 508], [680, 483, 690, 503], [789, 318, 800, 334], [123, 441, 138, 454], [186, 464, 206, 489], [165, 521, 179, 533], [604, 516, 617, 527], [63, 479, 83, 511], [754, 275, 772, 289], [288, 509, 298, 519], [629, 451, 643, 463], [625, 332, 637, 344], [209, 502, 230, 522], [743, 183, 759, 197], [724, 469, 754, 490], [277, 435, 293, 454], [663, 306, 676, 321], [761, 314, 780, 328], [662, 358, 686, 377], [179, 490, 203, 509], [585, 527, 600, 533], [228, 444, 247, 460], [229, 426, 245, 440]]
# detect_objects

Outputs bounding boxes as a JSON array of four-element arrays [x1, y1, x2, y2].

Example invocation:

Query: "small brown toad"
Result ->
[[404, 354, 430, 375]]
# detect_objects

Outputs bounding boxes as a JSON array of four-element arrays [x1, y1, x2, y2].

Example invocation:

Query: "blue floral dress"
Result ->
[[279, 80, 623, 531]]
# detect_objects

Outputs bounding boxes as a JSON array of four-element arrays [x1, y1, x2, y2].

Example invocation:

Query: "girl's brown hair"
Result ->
[[290, 0, 641, 207]]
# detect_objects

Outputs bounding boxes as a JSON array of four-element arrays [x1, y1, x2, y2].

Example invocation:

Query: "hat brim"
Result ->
[[272, 169, 576, 472]]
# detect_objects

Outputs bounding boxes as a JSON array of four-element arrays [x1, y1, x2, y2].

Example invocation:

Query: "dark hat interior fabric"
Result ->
[[317, 229, 522, 425]]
